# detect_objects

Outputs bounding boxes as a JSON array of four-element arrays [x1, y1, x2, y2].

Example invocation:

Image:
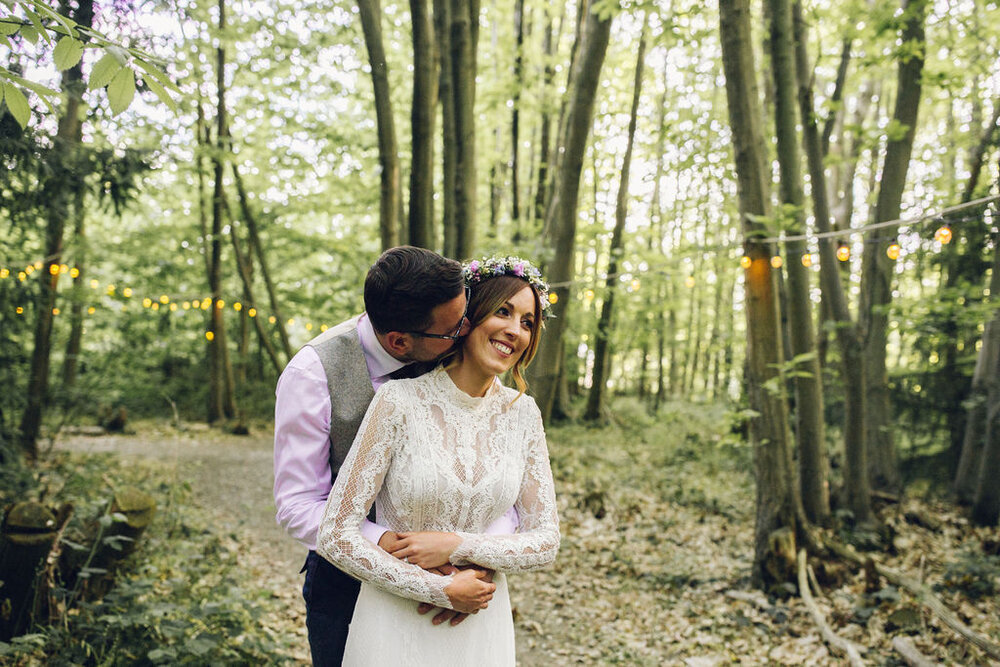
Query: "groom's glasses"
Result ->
[[401, 287, 471, 341]]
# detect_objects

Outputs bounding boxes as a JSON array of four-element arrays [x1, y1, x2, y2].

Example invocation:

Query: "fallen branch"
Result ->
[[891, 636, 938, 667], [797, 549, 865, 666], [825, 540, 1000, 661]]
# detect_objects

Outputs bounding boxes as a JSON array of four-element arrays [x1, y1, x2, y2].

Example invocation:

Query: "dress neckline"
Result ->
[[430, 366, 501, 411]]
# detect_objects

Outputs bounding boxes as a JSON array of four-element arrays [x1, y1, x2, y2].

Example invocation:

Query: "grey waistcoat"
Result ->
[[305, 316, 376, 483]]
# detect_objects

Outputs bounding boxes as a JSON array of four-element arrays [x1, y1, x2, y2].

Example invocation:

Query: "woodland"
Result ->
[[1, 0, 1000, 664]]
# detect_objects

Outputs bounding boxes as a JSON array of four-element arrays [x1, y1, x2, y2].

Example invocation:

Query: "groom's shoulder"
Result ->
[[303, 315, 362, 351]]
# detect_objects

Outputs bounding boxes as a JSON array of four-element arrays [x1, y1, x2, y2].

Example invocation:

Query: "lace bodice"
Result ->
[[316, 367, 560, 610]]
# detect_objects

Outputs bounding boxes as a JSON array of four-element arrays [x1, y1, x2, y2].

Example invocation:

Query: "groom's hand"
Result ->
[[390, 531, 461, 569], [376, 531, 403, 552]]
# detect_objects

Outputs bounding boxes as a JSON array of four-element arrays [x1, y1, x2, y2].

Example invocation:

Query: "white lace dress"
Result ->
[[316, 367, 560, 666]]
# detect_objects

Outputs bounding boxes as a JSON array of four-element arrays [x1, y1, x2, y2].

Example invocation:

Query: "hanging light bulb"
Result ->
[[90, 279, 99, 289], [740, 255, 752, 269], [48, 263, 60, 275], [836, 244, 851, 262], [248, 308, 257, 317], [886, 243, 901, 260], [685, 276, 696, 288], [585, 289, 595, 300], [548, 292, 558, 304], [69, 267, 79, 278], [205, 331, 215, 341], [159, 294, 170, 304], [0, 268, 9, 279], [801, 254, 813, 267], [935, 225, 952, 244], [631, 278, 641, 291], [142, 297, 153, 308], [123, 287, 133, 297], [770, 256, 784, 269], [87, 306, 96, 315]]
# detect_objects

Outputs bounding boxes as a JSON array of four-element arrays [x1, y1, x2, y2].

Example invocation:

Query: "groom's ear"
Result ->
[[382, 331, 412, 356]]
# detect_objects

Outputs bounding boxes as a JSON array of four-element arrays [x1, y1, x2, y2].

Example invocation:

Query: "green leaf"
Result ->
[[28, 2, 79, 37], [19, 25, 39, 44], [107, 66, 135, 115], [89, 52, 124, 90], [2, 83, 30, 129], [141, 73, 178, 113], [8, 76, 59, 115], [135, 59, 181, 93], [22, 8, 50, 44], [52, 36, 84, 71], [0, 22, 20, 37]]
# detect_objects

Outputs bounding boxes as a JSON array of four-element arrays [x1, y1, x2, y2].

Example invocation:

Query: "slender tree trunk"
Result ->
[[793, 0, 871, 523], [448, 0, 478, 258], [860, 0, 927, 493], [409, 0, 436, 248], [583, 21, 646, 422], [357, 0, 400, 250], [510, 0, 524, 230], [62, 187, 87, 389], [222, 196, 283, 375], [527, 1, 615, 423], [18, 0, 92, 458], [531, 8, 556, 231], [435, 0, 457, 256], [957, 228, 1000, 504], [769, 0, 829, 524], [719, 0, 801, 588], [208, 0, 236, 422], [232, 165, 293, 362]]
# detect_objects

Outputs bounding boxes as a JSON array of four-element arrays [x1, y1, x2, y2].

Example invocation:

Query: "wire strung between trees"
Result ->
[[754, 193, 1000, 244]]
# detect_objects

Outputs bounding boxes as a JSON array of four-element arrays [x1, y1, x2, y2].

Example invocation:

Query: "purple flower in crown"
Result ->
[[513, 262, 525, 277], [468, 260, 479, 273]]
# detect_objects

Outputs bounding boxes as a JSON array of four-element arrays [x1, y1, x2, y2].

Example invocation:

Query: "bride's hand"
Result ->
[[443, 568, 495, 614], [390, 531, 462, 569]]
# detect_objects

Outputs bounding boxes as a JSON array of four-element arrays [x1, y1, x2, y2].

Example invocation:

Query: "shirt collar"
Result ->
[[357, 312, 407, 380]]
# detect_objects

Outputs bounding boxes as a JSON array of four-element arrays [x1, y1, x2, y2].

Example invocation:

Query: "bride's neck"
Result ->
[[445, 361, 493, 397]]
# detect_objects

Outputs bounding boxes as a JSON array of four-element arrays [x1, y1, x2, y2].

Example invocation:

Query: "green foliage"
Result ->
[[937, 550, 1000, 600], [0, 451, 280, 664]]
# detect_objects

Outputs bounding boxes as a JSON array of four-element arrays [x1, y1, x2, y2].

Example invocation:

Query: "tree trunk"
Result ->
[[510, 0, 525, 230], [793, 0, 872, 524], [449, 0, 477, 258], [957, 230, 1000, 504], [408, 0, 436, 249], [232, 165, 293, 362], [61, 187, 87, 389], [531, 8, 555, 230], [18, 0, 92, 459], [583, 21, 646, 422], [435, 0, 457, 256], [208, 0, 237, 422], [769, 0, 829, 525], [719, 0, 801, 588], [527, 1, 615, 423], [357, 0, 400, 250], [860, 0, 927, 493]]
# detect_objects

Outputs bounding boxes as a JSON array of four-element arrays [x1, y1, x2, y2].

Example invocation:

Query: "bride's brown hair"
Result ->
[[443, 275, 543, 398]]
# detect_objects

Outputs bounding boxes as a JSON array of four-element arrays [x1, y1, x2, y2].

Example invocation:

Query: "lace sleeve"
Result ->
[[316, 385, 454, 608], [449, 400, 560, 572]]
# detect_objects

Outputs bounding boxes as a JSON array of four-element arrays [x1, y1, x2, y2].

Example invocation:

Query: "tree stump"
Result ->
[[84, 487, 156, 600], [61, 487, 156, 601], [0, 502, 57, 640]]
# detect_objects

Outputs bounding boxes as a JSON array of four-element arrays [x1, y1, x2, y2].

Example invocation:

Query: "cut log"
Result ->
[[797, 549, 866, 666], [0, 502, 58, 640], [891, 636, 939, 667]]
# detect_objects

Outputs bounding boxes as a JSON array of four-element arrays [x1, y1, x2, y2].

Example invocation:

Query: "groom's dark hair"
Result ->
[[365, 246, 465, 334]]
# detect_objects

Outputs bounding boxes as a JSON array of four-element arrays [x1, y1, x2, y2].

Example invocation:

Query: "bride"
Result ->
[[317, 256, 560, 665]]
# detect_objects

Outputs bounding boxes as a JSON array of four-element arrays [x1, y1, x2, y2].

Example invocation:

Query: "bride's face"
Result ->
[[462, 285, 537, 379]]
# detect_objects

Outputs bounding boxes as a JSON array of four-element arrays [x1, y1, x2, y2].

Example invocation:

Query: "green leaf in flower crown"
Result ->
[[108, 66, 136, 115]]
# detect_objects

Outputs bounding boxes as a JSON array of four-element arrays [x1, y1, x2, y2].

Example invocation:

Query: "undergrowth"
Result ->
[[0, 450, 283, 665]]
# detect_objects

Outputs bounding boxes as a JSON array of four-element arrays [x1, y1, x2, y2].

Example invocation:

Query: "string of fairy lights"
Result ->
[[2, 194, 997, 337]]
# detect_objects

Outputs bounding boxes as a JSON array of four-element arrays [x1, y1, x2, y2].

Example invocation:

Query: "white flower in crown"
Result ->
[[463, 255, 553, 318]]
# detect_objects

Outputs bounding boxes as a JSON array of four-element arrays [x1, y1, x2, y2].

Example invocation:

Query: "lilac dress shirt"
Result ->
[[274, 313, 517, 551]]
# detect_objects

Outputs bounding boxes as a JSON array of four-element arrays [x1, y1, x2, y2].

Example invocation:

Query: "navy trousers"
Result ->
[[302, 551, 362, 666]]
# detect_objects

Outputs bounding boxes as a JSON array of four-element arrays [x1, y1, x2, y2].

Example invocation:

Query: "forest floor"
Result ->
[[55, 401, 1000, 665]]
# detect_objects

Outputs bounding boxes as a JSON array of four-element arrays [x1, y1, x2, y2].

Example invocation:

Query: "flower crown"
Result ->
[[463, 255, 553, 318]]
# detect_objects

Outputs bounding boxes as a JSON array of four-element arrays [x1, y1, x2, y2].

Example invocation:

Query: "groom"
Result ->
[[273, 246, 515, 665]]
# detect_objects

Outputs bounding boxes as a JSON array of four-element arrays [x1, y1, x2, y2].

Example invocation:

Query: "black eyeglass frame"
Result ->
[[399, 287, 471, 341]]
